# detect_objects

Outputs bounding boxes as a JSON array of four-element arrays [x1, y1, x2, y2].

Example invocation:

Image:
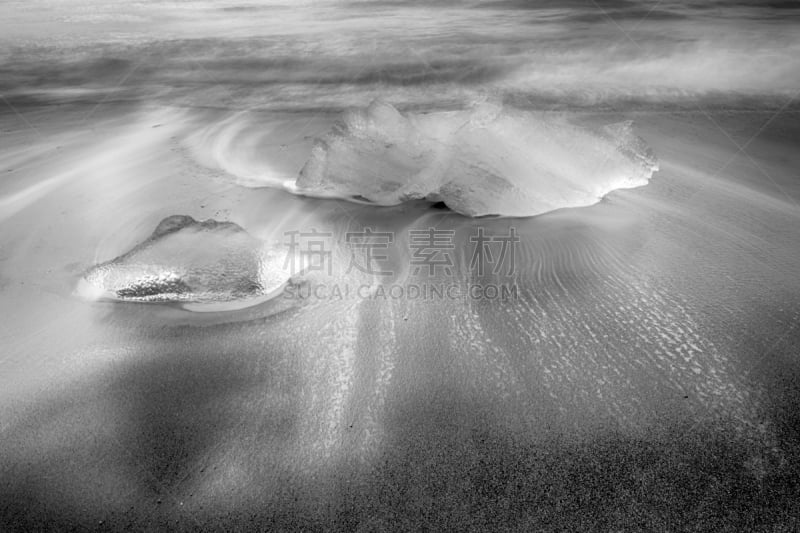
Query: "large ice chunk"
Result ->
[[294, 100, 658, 217]]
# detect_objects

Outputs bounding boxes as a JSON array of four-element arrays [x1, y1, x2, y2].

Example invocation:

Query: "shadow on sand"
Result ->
[[1, 314, 798, 531]]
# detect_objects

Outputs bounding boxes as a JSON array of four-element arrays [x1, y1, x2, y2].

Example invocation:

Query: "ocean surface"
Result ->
[[1, 1, 800, 530], [2, 0, 800, 110]]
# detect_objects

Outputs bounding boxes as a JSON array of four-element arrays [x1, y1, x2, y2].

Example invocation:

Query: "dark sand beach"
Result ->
[[2, 1, 800, 530]]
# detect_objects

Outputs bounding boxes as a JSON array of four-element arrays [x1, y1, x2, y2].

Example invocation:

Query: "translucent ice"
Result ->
[[294, 100, 658, 217], [77, 215, 291, 310]]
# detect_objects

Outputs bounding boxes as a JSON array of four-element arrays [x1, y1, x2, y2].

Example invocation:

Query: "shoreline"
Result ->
[[1, 101, 799, 529]]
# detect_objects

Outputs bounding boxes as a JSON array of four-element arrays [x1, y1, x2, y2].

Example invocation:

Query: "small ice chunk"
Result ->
[[78, 215, 291, 309]]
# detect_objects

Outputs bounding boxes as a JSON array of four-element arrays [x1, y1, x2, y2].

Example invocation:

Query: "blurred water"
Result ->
[[2, 0, 800, 110]]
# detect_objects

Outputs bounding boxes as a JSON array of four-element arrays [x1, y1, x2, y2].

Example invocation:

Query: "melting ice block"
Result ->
[[77, 215, 291, 310], [294, 100, 658, 217]]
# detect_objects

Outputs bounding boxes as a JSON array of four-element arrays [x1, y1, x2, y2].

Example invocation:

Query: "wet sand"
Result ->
[[1, 103, 800, 530]]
